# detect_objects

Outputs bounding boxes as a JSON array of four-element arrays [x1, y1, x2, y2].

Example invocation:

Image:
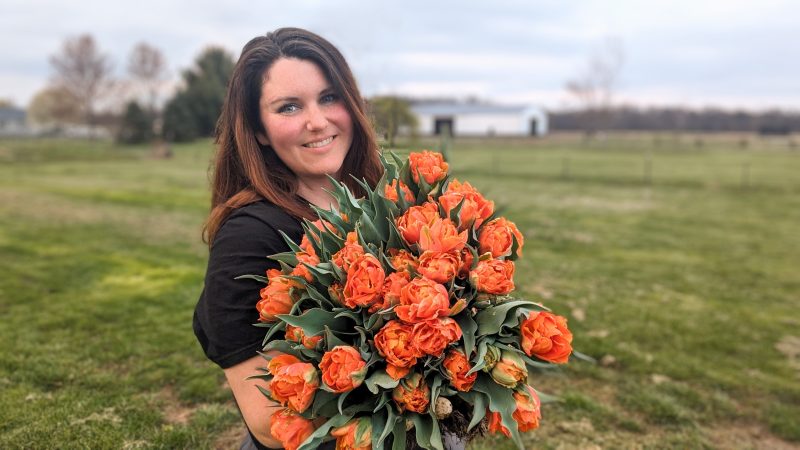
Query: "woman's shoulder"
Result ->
[[219, 199, 302, 236], [211, 199, 304, 254]]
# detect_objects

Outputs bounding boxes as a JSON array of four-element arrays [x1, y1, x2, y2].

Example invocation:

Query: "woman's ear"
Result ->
[[255, 133, 270, 146]]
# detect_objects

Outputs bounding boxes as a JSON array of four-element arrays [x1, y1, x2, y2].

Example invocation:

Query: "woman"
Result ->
[[193, 28, 382, 449]]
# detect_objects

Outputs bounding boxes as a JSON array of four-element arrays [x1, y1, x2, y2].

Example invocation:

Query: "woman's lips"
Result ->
[[303, 136, 335, 148]]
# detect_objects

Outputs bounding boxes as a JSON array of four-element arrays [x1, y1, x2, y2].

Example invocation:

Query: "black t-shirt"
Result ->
[[194, 200, 304, 369], [192, 200, 336, 450]]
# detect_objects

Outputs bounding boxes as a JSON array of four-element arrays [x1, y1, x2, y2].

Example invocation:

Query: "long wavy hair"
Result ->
[[204, 28, 383, 244]]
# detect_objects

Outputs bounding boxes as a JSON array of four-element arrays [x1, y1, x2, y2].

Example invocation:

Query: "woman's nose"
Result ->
[[305, 104, 327, 131]]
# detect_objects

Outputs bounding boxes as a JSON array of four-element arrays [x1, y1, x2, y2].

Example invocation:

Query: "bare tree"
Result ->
[[49, 34, 114, 127], [127, 42, 167, 113], [566, 37, 624, 136]]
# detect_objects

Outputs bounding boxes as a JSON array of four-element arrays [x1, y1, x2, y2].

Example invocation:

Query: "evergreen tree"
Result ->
[[117, 100, 154, 144], [162, 47, 235, 142]]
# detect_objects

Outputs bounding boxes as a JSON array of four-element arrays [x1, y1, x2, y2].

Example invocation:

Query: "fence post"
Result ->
[[561, 155, 571, 180], [643, 150, 653, 185]]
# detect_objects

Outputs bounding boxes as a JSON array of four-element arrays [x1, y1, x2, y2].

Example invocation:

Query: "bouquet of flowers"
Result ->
[[247, 150, 574, 450]]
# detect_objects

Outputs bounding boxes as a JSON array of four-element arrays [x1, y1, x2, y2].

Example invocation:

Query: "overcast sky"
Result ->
[[1, 0, 798, 111]]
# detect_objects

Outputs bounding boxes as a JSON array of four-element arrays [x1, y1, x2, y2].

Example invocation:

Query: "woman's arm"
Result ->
[[224, 354, 283, 448]]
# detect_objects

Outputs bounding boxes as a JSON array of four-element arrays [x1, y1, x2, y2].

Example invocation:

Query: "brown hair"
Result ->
[[204, 27, 383, 244]]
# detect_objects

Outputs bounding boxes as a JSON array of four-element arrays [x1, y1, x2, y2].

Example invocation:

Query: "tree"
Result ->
[[565, 37, 624, 136], [162, 47, 235, 142], [117, 101, 154, 144], [127, 42, 167, 114], [369, 96, 418, 148], [49, 34, 114, 127], [27, 86, 82, 126]]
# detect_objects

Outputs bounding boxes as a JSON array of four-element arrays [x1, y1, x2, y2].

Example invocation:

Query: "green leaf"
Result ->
[[391, 417, 407, 450], [475, 300, 537, 336], [278, 308, 352, 335], [337, 388, 352, 415], [377, 405, 397, 447], [534, 388, 561, 404], [460, 391, 488, 431], [473, 375, 525, 449], [262, 321, 286, 346], [454, 311, 478, 357], [324, 326, 349, 349], [467, 340, 489, 375], [310, 390, 337, 417], [266, 251, 299, 267], [571, 350, 597, 364], [278, 230, 303, 253], [492, 342, 554, 369], [365, 370, 400, 394], [234, 274, 268, 283], [297, 414, 353, 450], [371, 406, 388, 449], [412, 413, 444, 450]]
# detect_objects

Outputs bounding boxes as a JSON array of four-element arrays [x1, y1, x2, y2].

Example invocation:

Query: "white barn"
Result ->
[[410, 102, 548, 137]]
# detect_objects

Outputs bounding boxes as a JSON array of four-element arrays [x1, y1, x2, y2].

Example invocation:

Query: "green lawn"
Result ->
[[1, 135, 798, 449]]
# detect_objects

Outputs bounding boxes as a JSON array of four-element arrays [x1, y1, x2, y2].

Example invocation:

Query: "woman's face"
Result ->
[[258, 57, 354, 186]]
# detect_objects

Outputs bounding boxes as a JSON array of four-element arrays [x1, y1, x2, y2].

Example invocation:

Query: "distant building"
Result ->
[[410, 101, 548, 137], [0, 106, 28, 136]]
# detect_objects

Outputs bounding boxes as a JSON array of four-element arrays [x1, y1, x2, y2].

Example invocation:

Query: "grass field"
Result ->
[[1, 134, 798, 449]]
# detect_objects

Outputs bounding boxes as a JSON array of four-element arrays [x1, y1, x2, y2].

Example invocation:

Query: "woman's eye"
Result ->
[[320, 93, 338, 104], [278, 103, 300, 114]]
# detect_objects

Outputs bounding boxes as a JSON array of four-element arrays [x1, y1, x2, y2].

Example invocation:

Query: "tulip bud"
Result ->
[[482, 345, 502, 372], [331, 416, 372, 450], [490, 350, 528, 388]]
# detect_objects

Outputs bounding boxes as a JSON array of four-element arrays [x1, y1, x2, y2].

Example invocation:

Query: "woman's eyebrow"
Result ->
[[267, 96, 300, 107]]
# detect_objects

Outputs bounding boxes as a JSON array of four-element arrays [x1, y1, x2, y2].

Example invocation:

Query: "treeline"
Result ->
[[550, 107, 799, 134]]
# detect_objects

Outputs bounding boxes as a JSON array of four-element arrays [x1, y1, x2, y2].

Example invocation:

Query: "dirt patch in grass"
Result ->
[[775, 335, 800, 377], [159, 386, 196, 425], [214, 424, 246, 450], [706, 424, 800, 450]]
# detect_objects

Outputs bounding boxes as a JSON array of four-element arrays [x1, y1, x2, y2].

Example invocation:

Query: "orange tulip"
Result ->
[[270, 409, 315, 450], [409, 150, 449, 185], [438, 179, 494, 231], [291, 250, 320, 283], [417, 251, 461, 284], [418, 217, 467, 254], [486, 409, 511, 438], [372, 271, 411, 313], [331, 416, 372, 450], [395, 277, 451, 323], [256, 274, 297, 322], [388, 248, 419, 274], [478, 217, 524, 259], [332, 231, 365, 272], [519, 311, 573, 364], [319, 346, 367, 393], [267, 353, 301, 376], [342, 253, 386, 309], [470, 259, 515, 295], [268, 361, 319, 413], [384, 179, 414, 203], [284, 325, 322, 350], [374, 320, 421, 380], [442, 349, 478, 392], [392, 372, 430, 413], [395, 202, 440, 246], [512, 385, 542, 432], [412, 317, 462, 357]]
